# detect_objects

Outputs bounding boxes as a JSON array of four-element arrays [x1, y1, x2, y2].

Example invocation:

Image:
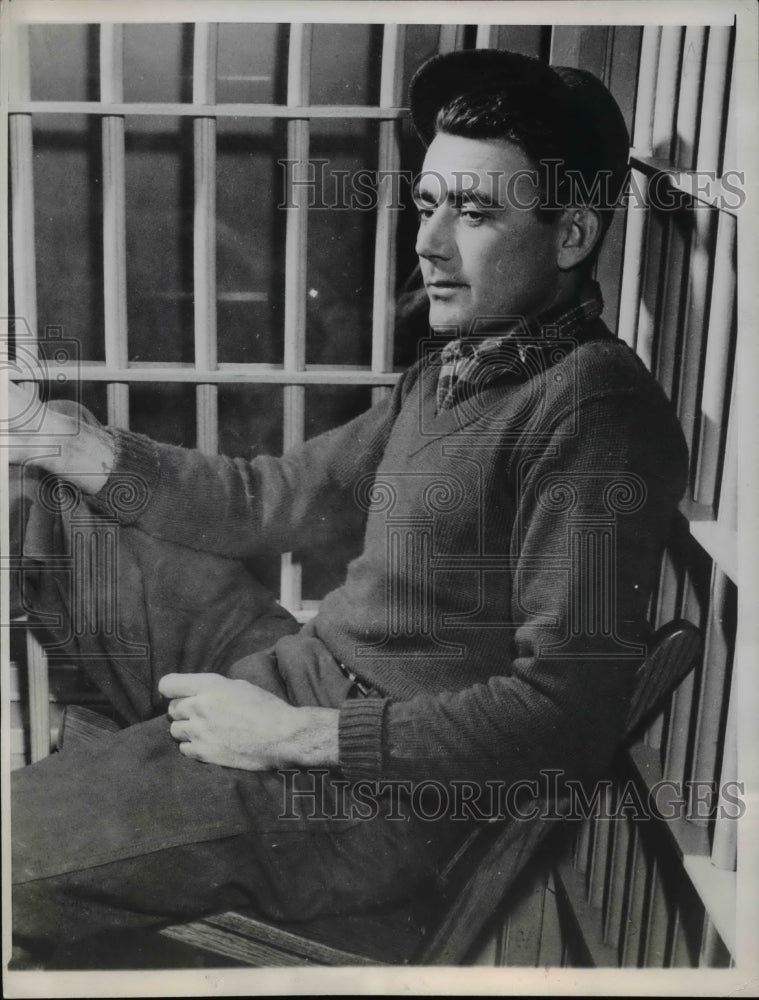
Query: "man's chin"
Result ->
[[427, 306, 472, 337]]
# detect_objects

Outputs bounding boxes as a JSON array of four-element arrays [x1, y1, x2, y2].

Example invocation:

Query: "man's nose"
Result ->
[[415, 205, 454, 261]]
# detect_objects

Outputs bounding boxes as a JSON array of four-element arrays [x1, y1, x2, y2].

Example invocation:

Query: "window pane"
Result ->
[[309, 24, 383, 105], [305, 120, 378, 366], [217, 118, 287, 363], [216, 23, 288, 104], [31, 115, 104, 362], [44, 380, 108, 426], [218, 384, 283, 459], [123, 24, 192, 103], [299, 385, 372, 600], [129, 383, 196, 446], [29, 24, 99, 102], [125, 117, 194, 362]]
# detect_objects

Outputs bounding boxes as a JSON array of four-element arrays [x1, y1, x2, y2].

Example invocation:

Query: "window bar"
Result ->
[[615, 168, 648, 349], [662, 570, 700, 786], [9, 24, 38, 360], [10, 26, 49, 761], [718, 377, 737, 534], [693, 210, 735, 509], [687, 566, 731, 826], [710, 656, 737, 871], [572, 817, 592, 875], [438, 25, 466, 54], [631, 27, 661, 154], [646, 549, 679, 749], [280, 23, 312, 615], [193, 23, 219, 455], [673, 26, 707, 171], [651, 26, 685, 161], [634, 193, 665, 370], [100, 25, 129, 429], [371, 24, 405, 407], [676, 206, 717, 473], [474, 25, 498, 49], [651, 207, 688, 401], [696, 26, 733, 175]]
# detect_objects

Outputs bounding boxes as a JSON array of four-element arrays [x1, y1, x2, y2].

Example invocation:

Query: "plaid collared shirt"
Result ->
[[435, 285, 605, 413]]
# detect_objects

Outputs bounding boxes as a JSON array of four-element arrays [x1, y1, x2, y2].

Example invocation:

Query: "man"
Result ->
[[8, 49, 687, 963]]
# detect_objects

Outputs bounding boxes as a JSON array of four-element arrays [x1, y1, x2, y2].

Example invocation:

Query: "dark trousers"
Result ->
[[10, 410, 459, 961]]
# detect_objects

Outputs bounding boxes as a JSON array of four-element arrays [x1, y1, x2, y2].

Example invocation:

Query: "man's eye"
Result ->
[[416, 205, 434, 221], [459, 208, 485, 225]]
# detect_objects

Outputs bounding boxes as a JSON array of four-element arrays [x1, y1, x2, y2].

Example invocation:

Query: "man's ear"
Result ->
[[556, 207, 602, 270]]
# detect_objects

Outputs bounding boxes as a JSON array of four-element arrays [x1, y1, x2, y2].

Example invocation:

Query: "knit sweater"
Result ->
[[94, 316, 688, 792]]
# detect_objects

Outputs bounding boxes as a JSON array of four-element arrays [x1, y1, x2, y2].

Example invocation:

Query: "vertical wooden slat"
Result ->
[[718, 379, 737, 533], [673, 26, 707, 171], [603, 803, 630, 955], [193, 23, 218, 454], [651, 27, 684, 161], [693, 211, 735, 508], [696, 27, 732, 174], [280, 24, 312, 612], [616, 169, 648, 349], [370, 24, 405, 410], [26, 631, 50, 762], [641, 859, 670, 967], [100, 25, 129, 429], [631, 27, 661, 152], [646, 550, 680, 749], [10, 24, 38, 357], [620, 825, 647, 966], [587, 790, 613, 911]]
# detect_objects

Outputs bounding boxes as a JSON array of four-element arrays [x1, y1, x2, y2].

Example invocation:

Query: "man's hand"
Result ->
[[160, 673, 340, 771], [5, 380, 115, 493]]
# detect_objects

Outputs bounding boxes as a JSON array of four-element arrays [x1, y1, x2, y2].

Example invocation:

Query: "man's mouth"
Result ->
[[426, 280, 468, 295]]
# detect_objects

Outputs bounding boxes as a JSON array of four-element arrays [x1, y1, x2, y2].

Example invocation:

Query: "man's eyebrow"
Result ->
[[412, 184, 504, 208]]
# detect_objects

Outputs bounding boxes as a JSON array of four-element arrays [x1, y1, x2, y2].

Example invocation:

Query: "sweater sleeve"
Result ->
[[89, 368, 418, 560], [338, 390, 688, 788]]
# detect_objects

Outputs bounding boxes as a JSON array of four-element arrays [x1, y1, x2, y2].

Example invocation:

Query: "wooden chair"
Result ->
[[143, 619, 700, 967]]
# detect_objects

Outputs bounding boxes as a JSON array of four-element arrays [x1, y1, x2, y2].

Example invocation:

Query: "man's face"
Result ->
[[415, 132, 566, 334]]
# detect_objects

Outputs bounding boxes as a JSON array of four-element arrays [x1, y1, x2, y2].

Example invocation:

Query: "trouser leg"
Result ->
[[11, 649, 458, 958]]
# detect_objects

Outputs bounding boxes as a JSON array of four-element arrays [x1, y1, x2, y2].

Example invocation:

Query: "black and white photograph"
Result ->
[[2, 1, 757, 995]]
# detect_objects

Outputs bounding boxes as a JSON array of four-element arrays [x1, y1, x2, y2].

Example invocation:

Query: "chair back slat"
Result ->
[[624, 620, 702, 738]]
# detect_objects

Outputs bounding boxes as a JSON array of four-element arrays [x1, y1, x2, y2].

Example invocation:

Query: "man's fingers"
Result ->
[[167, 698, 190, 720], [158, 672, 227, 699], [169, 720, 193, 742]]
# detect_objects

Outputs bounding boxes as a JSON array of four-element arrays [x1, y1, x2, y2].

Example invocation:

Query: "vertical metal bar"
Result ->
[[10, 24, 38, 357], [193, 23, 218, 454], [616, 169, 648, 349], [632, 27, 661, 152], [281, 23, 312, 612], [100, 25, 129, 429], [26, 632, 50, 762], [620, 825, 647, 966], [718, 378, 737, 533], [475, 25, 498, 49], [693, 211, 735, 509], [687, 566, 730, 825], [651, 27, 684, 161], [646, 550, 679, 749], [652, 208, 688, 401], [673, 26, 707, 170], [438, 25, 466, 54], [711, 658, 737, 871], [696, 27, 732, 174], [663, 570, 701, 784], [370, 25, 405, 408], [603, 808, 630, 957], [634, 197, 665, 371], [588, 788, 613, 911], [676, 206, 717, 472]]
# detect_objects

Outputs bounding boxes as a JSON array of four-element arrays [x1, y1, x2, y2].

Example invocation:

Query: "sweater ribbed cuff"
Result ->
[[338, 698, 388, 782], [90, 429, 160, 524]]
